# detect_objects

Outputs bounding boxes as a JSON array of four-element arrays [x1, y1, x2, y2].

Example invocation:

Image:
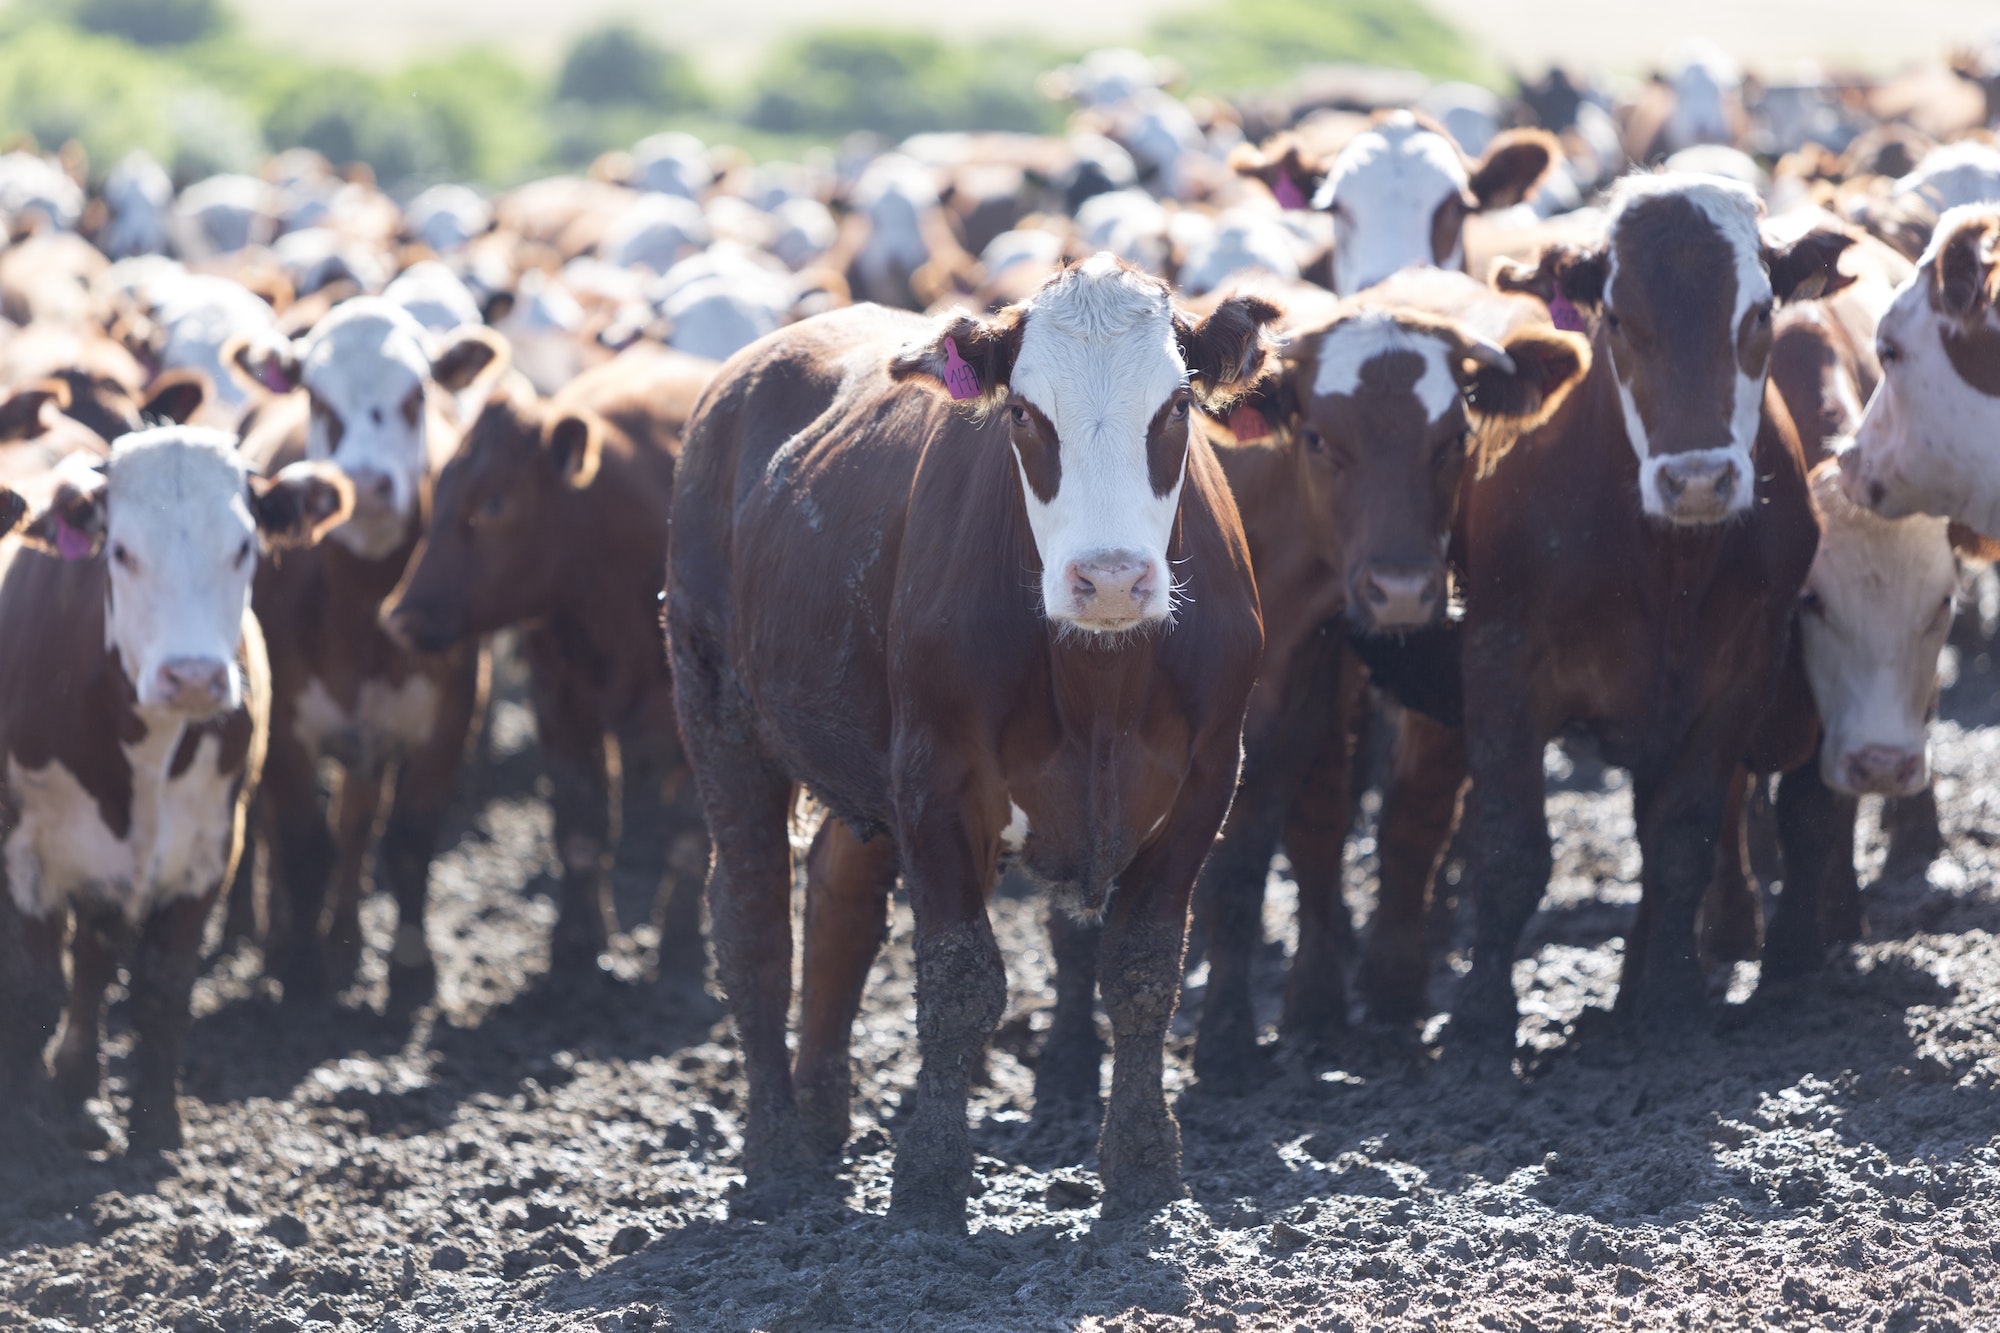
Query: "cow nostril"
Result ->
[[1868, 480, 1886, 507], [1658, 471, 1686, 501]]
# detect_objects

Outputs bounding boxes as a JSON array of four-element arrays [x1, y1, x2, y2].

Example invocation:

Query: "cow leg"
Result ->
[[1764, 758, 1859, 981], [523, 632, 615, 981], [379, 654, 483, 1013], [620, 714, 710, 990], [1036, 904, 1103, 1114], [0, 892, 66, 1151], [1698, 766, 1763, 966], [324, 764, 386, 992], [793, 819, 898, 1159], [1881, 787, 1942, 877], [126, 886, 220, 1154], [51, 911, 119, 1116], [1621, 754, 1733, 1036], [1360, 709, 1466, 1024], [1277, 648, 1366, 1057], [219, 813, 261, 952], [265, 734, 338, 1004]]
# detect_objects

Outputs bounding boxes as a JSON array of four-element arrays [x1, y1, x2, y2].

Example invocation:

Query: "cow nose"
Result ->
[[157, 657, 230, 712], [345, 467, 396, 507], [1356, 564, 1444, 631], [1839, 745, 1925, 796], [381, 602, 455, 654], [1654, 455, 1739, 523], [1064, 552, 1159, 628]]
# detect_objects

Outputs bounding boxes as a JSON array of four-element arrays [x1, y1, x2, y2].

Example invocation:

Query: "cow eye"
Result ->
[[470, 492, 507, 527], [1436, 430, 1469, 465], [1008, 403, 1030, 429], [401, 386, 424, 428], [1878, 338, 1900, 366], [1753, 301, 1772, 325], [1169, 397, 1190, 423], [311, 394, 346, 450], [234, 538, 252, 568], [1800, 590, 1825, 616], [1603, 308, 1622, 333], [112, 542, 134, 570], [1302, 428, 1327, 455]]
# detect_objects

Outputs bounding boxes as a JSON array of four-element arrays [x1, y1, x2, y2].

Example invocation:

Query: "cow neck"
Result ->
[[553, 446, 667, 674]]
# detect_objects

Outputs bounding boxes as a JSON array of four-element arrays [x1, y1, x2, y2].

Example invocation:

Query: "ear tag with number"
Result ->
[[54, 516, 92, 561], [1272, 172, 1306, 210], [941, 337, 980, 401]]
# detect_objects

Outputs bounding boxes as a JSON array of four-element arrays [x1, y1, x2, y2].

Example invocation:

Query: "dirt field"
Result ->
[[6, 595, 2000, 1332]]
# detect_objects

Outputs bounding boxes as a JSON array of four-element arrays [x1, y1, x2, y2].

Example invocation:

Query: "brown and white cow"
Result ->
[[1233, 111, 1560, 296], [384, 345, 717, 984], [1186, 271, 1590, 1078], [668, 254, 1278, 1228], [1841, 204, 2000, 540], [0, 431, 348, 1153], [1423, 173, 1852, 1046], [227, 298, 508, 1008]]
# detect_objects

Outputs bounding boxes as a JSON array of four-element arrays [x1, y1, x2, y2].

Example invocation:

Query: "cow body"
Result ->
[[386, 345, 717, 982], [668, 258, 1276, 1227]]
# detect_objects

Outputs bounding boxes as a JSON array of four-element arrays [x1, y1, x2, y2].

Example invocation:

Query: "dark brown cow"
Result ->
[[0, 430, 348, 1153], [668, 254, 1279, 1228], [383, 345, 717, 981], [228, 300, 508, 1008], [1186, 271, 1590, 1078], [1425, 173, 1850, 1046]]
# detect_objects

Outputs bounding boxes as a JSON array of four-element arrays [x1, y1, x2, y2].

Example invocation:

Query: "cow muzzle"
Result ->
[[1059, 551, 1163, 632], [1834, 744, 1926, 797], [381, 601, 460, 654], [1649, 451, 1743, 525], [150, 656, 234, 716], [1352, 562, 1445, 633]]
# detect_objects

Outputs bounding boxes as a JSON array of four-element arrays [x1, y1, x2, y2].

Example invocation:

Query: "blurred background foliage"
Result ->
[[0, 0, 1480, 190]]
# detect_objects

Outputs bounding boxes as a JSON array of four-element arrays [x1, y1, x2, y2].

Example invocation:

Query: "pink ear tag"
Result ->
[[941, 337, 980, 402], [260, 361, 291, 394], [1547, 293, 1585, 333], [1272, 171, 1307, 210], [53, 516, 92, 561]]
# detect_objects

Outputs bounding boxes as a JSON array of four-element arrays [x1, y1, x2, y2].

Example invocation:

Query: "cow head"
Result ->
[[1800, 463, 1955, 797], [15, 430, 351, 718], [891, 252, 1281, 636], [383, 378, 601, 652], [1279, 302, 1590, 631], [1839, 205, 2000, 537], [1497, 174, 1855, 525], [225, 298, 509, 560], [1236, 113, 1559, 296]]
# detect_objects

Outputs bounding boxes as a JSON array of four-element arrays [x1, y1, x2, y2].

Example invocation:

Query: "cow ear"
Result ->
[[1948, 520, 2000, 563], [0, 379, 70, 442], [1178, 293, 1285, 408], [16, 456, 107, 560], [1932, 213, 2000, 322], [223, 330, 303, 396], [248, 460, 354, 548], [0, 484, 22, 539], [545, 410, 604, 489], [432, 325, 511, 393], [140, 369, 206, 425], [1227, 135, 1329, 211], [889, 306, 1024, 413], [1494, 241, 1608, 309], [1462, 326, 1591, 425], [1467, 129, 1561, 212], [1765, 224, 1859, 304]]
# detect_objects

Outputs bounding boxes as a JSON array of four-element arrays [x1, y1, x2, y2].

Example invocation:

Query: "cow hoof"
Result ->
[[793, 1086, 852, 1162], [1032, 1028, 1105, 1113], [1098, 1108, 1182, 1220], [1759, 940, 1826, 986], [125, 1107, 185, 1157], [326, 923, 364, 991], [548, 930, 608, 980], [387, 956, 439, 1016], [63, 1106, 112, 1153], [1190, 1035, 1276, 1096], [726, 1173, 809, 1221], [276, 947, 330, 1007], [51, 1049, 100, 1111], [888, 1108, 974, 1233]]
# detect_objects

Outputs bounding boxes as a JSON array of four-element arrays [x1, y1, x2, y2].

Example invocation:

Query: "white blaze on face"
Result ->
[[97, 429, 259, 715], [1008, 253, 1189, 630], [1844, 211, 2000, 536], [296, 298, 437, 559], [1800, 467, 1955, 795], [1311, 312, 1461, 421], [1316, 114, 1469, 296], [1605, 174, 1770, 521]]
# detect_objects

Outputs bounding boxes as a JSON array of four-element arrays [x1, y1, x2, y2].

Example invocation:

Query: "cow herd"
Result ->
[[1, 40, 1999, 1237]]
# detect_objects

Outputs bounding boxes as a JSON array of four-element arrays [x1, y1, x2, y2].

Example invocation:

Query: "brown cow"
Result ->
[[228, 299, 508, 1009], [1186, 271, 1590, 1078], [383, 344, 718, 983], [1426, 173, 1850, 1046], [667, 255, 1279, 1227], [1, 431, 348, 1153]]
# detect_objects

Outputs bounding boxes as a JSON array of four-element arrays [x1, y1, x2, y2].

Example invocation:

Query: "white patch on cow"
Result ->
[[98, 431, 260, 714], [1604, 174, 1769, 520], [1663, 42, 1739, 155], [1001, 802, 1030, 853], [1310, 312, 1459, 422], [1800, 467, 1954, 795], [851, 155, 938, 302], [1315, 112, 1470, 296], [1844, 206, 2000, 537], [5, 718, 237, 922], [1006, 253, 1189, 631], [292, 675, 442, 769]]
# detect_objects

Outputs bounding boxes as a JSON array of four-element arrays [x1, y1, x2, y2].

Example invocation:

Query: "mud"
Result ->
[[7, 627, 2000, 1333]]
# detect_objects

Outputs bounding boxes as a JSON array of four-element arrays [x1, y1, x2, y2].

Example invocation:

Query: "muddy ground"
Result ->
[[9, 614, 2000, 1333]]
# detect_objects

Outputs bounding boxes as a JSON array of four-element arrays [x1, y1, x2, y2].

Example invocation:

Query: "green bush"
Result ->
[[68, 0, 225, 47], [748, 28, 1061, 140], [1148, 0, 1492, 91], [555, 21, 707, 112]]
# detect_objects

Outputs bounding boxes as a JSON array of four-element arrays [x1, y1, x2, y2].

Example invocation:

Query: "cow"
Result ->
[[383, 345, 717, 986], [667, 254, 1279, 1228], [1184, 271, 1591, 1079], [1231, 110, 1560, 295], [1840, 204, 2000, 540], [225, 299, 509, 1009], [1426, 173, 1852, 1048], [0, 431, 349, 1153]]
